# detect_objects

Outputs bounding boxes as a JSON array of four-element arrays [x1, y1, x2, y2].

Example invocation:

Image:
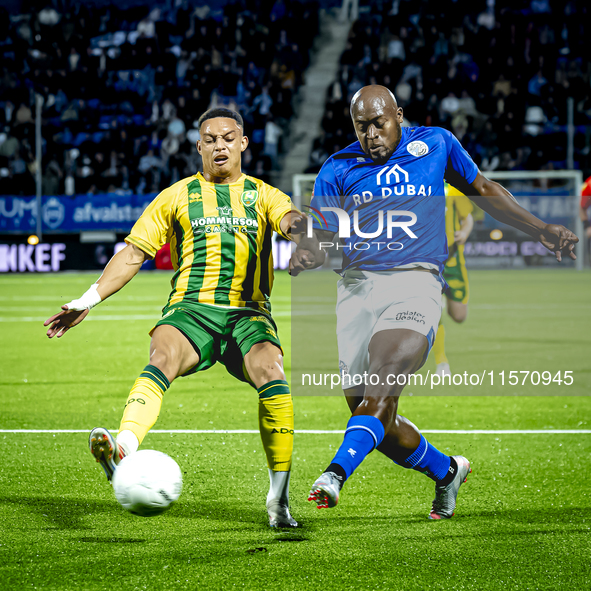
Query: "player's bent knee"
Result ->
[[344, 387, 364, 414], [150, 325, 200, 381], [369, 330, 428, 375], [448, 302, 468, 323], [356, 395, 399, 426], [244, 342, 285, 388], [450, 309, 467, 323], [148, 350, 182, 383], [368, 352, 425, 383]]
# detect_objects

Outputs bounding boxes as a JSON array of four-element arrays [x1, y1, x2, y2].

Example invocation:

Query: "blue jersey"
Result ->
[[310, 126, 478, 273]]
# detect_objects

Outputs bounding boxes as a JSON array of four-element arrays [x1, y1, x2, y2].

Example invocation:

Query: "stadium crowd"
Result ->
[[0, 0, 318, 196], [308, 0, 591, 177]]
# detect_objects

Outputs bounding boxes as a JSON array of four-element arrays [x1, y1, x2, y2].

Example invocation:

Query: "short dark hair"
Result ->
[[198, 108, 243, 130]]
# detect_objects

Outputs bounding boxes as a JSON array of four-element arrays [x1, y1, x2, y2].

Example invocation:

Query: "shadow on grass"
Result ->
[[268, 533, 308, 543], [170, 498, 262, 523], [0, 493, 312, 541], [173, 500, 314, 540], [335, 506, 590, 532], [78, 536, 146, 543], [0, 495, 115, 530], [459, 506, 590, 526]]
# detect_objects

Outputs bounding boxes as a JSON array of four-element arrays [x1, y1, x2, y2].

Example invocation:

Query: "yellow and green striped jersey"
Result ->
[[126, 173, 293, 313], [444, 183, 473, 250]]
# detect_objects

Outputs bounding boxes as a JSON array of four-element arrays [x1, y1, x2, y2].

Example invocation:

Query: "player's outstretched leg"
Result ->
[[309, 329, 425, 508], [259, 383, 297, 527], [308, 413, 385, 508], [246, 342, 297, 528], [89, 324, 198, 482], [88, 363, 170, 483], [116, 363, 171, 455], [349, 403, 472, 518], [309, 329, 471, 516], [379, 420, 472, 518], [429, 455, 471, 519], [89, 427, 126, 481]]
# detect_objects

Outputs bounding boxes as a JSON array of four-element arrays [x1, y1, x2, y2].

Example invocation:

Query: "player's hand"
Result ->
[[289, 248, 317, 276], [290, 211, 308, 235], [44, 306, 90, 338], [454, 229, 469, 245], [539, 224, 579, 262]]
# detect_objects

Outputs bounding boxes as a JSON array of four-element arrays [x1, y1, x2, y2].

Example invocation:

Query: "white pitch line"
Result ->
[[0, 429, 589, 434]]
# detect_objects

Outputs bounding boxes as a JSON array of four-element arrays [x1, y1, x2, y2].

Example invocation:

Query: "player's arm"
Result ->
[[289, 229, 335, 276], [264, 186, 308, 243], [469, 173, 578, 262], [44, 244, 148, 338], [45, 187, 174, 338], [279, 210, 308, 242], [454, 213, 474, 246], [443, 129, 577, 261], [289, 157, 341, 275]]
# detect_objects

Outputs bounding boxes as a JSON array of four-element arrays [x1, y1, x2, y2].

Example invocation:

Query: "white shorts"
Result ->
[[336, 269, 443, 379]]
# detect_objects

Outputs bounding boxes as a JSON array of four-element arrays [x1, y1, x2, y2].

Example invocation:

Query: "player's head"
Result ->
[[350, 85, 404, 163], [197, 108, 248, 180]]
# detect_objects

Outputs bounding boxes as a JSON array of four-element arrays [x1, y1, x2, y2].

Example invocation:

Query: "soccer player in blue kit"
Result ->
[[290, 85, 578, 519]]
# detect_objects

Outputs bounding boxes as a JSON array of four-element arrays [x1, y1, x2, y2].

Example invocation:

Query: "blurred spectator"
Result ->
[[528, 70, 548, 97], [309, 2, 591, 176], [0, 0, 319, 196], [263, 116, 283, 167]]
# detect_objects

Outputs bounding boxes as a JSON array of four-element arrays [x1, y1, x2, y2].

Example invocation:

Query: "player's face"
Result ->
[[197, 118, 248, 181], [352, 97, 403, 163]]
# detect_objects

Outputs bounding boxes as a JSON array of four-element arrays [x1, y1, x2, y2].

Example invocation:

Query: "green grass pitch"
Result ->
[[0, 269, 590, 590]]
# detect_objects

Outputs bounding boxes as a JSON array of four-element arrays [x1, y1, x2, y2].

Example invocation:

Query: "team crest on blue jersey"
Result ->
[[241, 190, 259, 206], [407, 141, 429, 157]]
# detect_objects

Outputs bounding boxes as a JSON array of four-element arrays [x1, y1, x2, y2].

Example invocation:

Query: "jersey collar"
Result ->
[[196, 171, 246, 185], [391, 126, 410, 158]]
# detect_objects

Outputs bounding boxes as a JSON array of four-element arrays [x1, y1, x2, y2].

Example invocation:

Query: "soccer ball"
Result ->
[[112, 450, 182, 517]]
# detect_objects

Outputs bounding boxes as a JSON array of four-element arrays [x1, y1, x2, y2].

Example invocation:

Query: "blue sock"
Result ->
[[395, 434, 452, 482], [328, 415, 385, 481]]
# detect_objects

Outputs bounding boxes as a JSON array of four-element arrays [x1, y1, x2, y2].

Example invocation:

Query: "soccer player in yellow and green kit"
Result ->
[[432, 183, 474, 376], [44, 108, 306, 528]]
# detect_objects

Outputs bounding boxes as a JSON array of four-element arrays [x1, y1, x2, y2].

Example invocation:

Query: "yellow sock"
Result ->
[[433, 321, 448, 365], [119, 365, 170, 445], [257, 380, 294, 472]]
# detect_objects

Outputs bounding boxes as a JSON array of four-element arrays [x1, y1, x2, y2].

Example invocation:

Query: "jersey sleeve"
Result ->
[[262, 184, 293, 239], [125, 187, 176, 258], [454, 193, 474, 220], [309, 158, 341, 233], [441, 128, 479, 187]]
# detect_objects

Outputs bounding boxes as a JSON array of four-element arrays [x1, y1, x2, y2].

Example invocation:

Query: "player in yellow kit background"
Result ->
[[44, 108, 305, 528], [432, 183, 474, 376]]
